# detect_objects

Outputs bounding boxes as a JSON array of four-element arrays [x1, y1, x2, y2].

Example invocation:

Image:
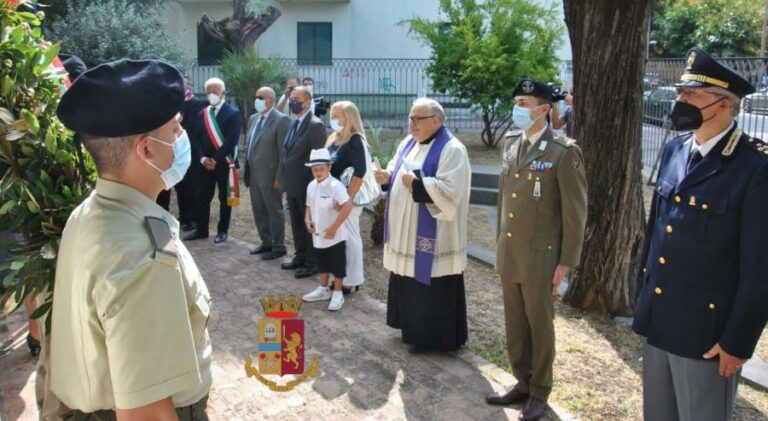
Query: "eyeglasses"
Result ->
[[409, 115, 435, 123], [675, 87, 723, 99], [255, 96, 264, 100]]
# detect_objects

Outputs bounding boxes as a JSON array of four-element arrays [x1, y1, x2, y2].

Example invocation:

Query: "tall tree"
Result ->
[[651, 0, 762, 58], [562, 0, 650, 315], [200, 0, 281, 55], [404, 0, 564, 148]]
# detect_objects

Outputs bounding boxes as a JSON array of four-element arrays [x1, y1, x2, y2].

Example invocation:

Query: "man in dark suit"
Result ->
[[158, 73, 204, 232], [279, 85, 326, 278], [633, 47, 768, 421], [244, 86, 290, 260], [183, 77, 242, 244]]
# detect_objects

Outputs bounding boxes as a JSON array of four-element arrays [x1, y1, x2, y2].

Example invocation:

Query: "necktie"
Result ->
[[687, 150, 702, 173], [285, 119, 300, 151], [247, 117, 264, 156], [517, 140, 530, 165]]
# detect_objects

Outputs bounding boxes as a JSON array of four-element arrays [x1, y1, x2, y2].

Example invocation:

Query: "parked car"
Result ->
[[643, 86, 677, 127], [743, 88, 768, 114]]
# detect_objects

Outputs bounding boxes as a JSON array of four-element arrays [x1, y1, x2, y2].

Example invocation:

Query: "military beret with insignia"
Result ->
[[513, 79, 554, 102], [676, 47, 755, 98], [57, 59, 184, 137]]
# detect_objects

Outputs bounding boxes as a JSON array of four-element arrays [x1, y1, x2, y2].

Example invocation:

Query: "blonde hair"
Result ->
[[325, 101, 369, 148]]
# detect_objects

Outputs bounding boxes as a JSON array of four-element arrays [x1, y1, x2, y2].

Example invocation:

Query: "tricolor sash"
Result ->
[[384, 126, 452, 285], [203, 106, 240, 206]]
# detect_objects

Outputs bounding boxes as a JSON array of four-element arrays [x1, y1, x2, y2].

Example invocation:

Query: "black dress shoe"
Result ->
[[341, 286, 361, 296], [182, 231, 208, 241], [249, 245, 272, 255], [181, 222, 197, 232], [214, 233, 228, 244], [281, 260, 304, 270], [486, 387, 529, 406], [294, 266, 318, 278], [519, 396, 547, 421], [262, 249, 286, 260]]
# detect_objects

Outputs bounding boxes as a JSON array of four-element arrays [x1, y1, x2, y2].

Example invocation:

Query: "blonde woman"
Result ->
[[325, 101, 369, 293]]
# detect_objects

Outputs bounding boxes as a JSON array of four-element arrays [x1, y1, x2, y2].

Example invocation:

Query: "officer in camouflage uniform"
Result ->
[[487, 80, 587, 421], [47, 59, 212, 420]]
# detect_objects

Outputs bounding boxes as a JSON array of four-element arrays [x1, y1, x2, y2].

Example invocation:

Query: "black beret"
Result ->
[[513, 79, 554, 102], [57, 59, 184, 137], [58, 54, 87, 81], [676, 47, 755, 98]]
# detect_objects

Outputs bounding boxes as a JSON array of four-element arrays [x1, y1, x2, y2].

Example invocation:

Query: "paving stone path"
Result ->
[[1, 236, 573, 420]]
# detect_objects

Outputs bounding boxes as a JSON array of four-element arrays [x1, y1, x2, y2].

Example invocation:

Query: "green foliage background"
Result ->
[[403, 0, 563, 148], [651, 0, 763, 58], [0, 0, 94, 322], [218, 48, 289, 122], [45, 0, 184, 67]]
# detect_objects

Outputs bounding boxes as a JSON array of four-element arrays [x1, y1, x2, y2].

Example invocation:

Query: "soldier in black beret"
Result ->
[[47, 59, 213, 420], [633, 47, 768, 421], [487, 79, 588, 421]]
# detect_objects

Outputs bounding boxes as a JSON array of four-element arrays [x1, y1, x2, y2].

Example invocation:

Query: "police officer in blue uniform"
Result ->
[[633, 47, 768, 421]]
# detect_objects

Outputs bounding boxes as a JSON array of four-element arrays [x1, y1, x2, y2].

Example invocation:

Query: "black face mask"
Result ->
[[669, 97, 724, 131]]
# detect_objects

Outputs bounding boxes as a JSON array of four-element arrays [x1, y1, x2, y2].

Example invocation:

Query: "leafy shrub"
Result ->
[[0, 0, 95, 322], [46, 0, 184, 67]]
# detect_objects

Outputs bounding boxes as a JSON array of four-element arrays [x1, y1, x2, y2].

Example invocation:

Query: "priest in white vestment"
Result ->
[[375, 98, 471, 352]]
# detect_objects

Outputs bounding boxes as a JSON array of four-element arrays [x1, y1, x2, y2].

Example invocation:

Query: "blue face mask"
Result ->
[[512, 105, 543, 131], [330, 118, 343, 132], [143, 131, 192, 190]]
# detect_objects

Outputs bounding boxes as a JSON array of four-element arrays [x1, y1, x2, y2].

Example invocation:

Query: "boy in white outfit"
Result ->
[[302, 149, 352, 311]]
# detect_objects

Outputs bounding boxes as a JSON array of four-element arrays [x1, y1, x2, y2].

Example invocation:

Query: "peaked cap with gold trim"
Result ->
[[676, 47, 755, 98]]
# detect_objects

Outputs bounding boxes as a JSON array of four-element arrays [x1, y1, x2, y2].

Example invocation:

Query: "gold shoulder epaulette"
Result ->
[[743, 136, 768, 158], [144, 216, 177, 256]]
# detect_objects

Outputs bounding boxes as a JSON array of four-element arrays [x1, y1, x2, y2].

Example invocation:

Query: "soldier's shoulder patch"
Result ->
[[144, 216, 177, 257], [504, 129, 523, 138], [743, 136, 768, 158]]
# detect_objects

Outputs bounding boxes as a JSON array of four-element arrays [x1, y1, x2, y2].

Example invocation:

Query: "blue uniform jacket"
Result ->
[[633, 124, 768, 360]]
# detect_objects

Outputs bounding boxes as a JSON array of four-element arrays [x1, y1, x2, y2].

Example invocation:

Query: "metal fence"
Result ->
[[186, 57, 768, 171]]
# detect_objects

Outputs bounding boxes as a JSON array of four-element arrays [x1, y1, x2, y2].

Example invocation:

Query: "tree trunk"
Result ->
[[200, 0, 281, 54], [562, 0, 651, 316]]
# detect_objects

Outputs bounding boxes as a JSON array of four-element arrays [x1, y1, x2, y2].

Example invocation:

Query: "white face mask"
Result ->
[[141, 131, 192, 190], [254, 98, 266, 113], [330, 118, 343, 132], [207, 93, 221, 106]]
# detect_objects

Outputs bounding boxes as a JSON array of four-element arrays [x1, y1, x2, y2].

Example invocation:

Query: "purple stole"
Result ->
[[384, 126, 452, 285]]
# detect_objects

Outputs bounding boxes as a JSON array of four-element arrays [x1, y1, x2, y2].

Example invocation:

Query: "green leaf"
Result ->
[[26, 200, 39, 214], [30, 301, 51, 319], [0, 200, 15, 215], [54, 150, 70, 164], [20, 109, 39, 135], [41, 43, 62, 69], [10, 260, 25, 271], [2, 272, 15, 288]]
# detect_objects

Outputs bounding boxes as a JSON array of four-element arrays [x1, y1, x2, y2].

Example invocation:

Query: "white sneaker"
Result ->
[[328, 290, 345, 311], [303, 286, 331, 302]]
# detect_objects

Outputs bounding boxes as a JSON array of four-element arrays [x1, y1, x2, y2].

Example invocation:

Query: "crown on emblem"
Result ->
[[260, 294, 303, 318]]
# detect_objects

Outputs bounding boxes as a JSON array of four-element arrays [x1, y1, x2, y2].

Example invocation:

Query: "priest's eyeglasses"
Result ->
[[409, 115, 435, 123]]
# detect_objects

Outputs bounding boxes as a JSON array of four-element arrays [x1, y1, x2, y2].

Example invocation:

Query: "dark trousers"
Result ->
[[198, 163, 231, 236], [155, 165, 199, 226], [286, 192, 315, 266]]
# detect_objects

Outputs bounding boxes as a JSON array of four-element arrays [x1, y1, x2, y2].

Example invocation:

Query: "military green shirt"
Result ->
[[496, 127, 588, 284], [49, 179, 212, 412]]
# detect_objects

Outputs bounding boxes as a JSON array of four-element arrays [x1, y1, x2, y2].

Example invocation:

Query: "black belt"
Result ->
[[64, 394, 209, 421]]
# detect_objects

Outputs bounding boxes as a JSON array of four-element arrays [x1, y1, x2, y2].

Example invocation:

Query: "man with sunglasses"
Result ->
[[244, 87, 291, 260], [633, 47, 768, 421]]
